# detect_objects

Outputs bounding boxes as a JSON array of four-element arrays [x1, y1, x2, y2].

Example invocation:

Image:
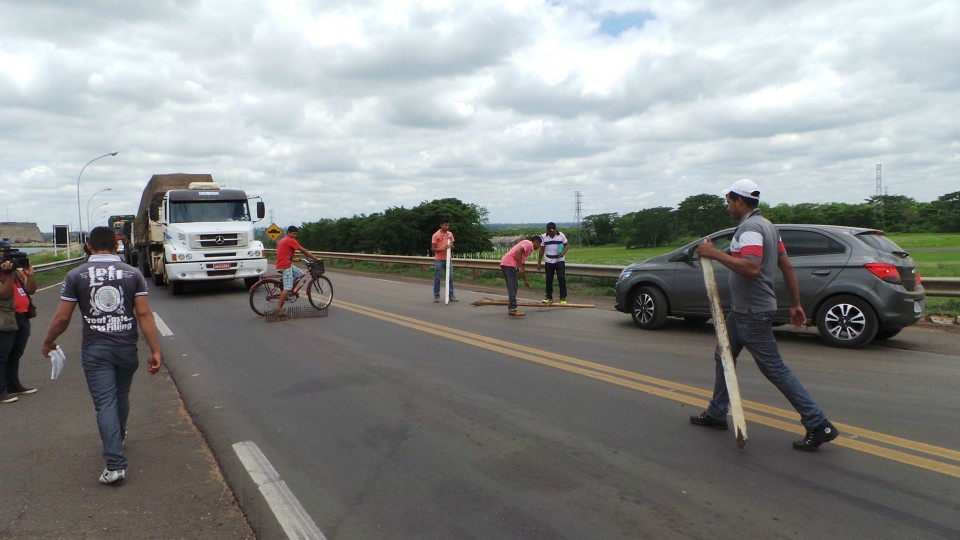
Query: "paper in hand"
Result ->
[[49, 346, 66, 380]]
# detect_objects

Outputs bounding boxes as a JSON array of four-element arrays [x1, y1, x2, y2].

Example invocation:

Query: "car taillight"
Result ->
[[865, 263, 901, 284]]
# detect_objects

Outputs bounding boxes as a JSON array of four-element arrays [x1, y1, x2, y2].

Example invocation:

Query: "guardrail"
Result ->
[[267, 250, 960, 298], [33, 257, 86, 273]]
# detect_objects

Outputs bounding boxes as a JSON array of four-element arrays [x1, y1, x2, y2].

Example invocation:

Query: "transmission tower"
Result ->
[[875, 163, 884, 226], [574, 191, 583, 244]]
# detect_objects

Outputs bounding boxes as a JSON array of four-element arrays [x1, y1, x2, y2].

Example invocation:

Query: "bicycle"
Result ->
[[249, 259, 333, 316]]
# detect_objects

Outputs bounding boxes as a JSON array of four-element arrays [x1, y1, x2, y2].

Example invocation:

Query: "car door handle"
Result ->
[[811, 269, 831, 276]]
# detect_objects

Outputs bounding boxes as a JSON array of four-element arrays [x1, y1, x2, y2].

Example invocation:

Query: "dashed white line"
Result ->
[[153, 312, 173, 336], [233, 440, 326, 540]]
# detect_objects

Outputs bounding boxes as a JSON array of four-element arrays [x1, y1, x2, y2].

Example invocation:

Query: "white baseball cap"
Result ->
[[723, 179, 760, 200]]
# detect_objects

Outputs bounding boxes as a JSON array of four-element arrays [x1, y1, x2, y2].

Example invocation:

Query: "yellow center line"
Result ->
[[335, 300, 960, 478]]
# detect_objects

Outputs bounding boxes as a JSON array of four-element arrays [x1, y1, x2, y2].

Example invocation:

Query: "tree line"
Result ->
[[269, 191, 959, 254], [584, 191, 960, 248]]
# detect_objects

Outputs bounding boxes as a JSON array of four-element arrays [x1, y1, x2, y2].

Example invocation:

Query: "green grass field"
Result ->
[[21, 232, 960, 316]]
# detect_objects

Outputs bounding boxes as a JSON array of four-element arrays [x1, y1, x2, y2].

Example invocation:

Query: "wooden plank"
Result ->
[[470, 298, 594, 308], [702, 259, 748, 449]]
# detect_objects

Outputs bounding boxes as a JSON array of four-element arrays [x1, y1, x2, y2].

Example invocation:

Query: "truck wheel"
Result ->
[[153, 271, 164, 286], [140, 250, 151, 277], [171, 281, 184, 295], [244, 277, 259, 290]]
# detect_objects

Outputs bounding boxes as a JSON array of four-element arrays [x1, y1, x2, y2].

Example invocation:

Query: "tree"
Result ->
[[926, 191, 960, 232], [675, 194, 728, 237], [582, 213, 619, 245], [413, 198, 491, 256], [619, 207, 677, 248]]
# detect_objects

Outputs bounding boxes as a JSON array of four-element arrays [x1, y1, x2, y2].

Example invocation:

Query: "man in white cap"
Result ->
[[690, 179, 839, 451]]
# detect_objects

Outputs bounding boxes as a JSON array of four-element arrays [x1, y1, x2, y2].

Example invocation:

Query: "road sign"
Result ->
[[265, 223, 283, 241]]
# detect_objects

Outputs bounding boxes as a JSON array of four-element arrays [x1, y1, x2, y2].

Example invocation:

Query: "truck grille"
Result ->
[[192, 233, 246, 249]]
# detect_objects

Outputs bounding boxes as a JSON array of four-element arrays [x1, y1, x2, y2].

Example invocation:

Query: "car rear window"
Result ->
[[779, 230, 846, 257], [854, 232, 909, 255]]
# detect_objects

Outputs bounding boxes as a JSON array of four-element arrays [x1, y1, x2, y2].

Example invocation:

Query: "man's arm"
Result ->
[[0, 271, 14, 300], [299, 247, 321, 261], [133, 295, 163, 374], [18, 266, 37, 295], [777, 252, 807, 328], [536, 244, 545, 269], [696, 237, 761, 278], [41, 300, 77, 357]]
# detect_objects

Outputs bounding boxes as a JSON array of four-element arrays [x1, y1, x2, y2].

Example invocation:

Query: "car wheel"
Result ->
[[816, 295, 878, 348], [631, 286, 668, 329], [875, 328, 903, 340]]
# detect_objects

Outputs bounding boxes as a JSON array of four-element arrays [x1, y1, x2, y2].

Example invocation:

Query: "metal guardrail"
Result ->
[[267, 250, 960, 298], [33, 257, 86, 273]]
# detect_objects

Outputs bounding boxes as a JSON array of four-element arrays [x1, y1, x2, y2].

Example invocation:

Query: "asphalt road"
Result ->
[[140, 269, 960, 539]]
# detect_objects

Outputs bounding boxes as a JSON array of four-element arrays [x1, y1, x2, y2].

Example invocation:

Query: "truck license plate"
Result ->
[[212, 263, 231, 269]]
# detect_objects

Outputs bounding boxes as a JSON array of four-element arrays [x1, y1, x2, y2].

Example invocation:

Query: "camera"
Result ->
[[1, 244, 30, 271]]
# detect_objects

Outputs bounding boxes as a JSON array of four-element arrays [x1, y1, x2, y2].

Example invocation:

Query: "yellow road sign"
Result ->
[[265, 223, 283, 241]]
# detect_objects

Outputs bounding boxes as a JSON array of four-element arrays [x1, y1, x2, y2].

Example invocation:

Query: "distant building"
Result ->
[[0, 222, 44, 243]]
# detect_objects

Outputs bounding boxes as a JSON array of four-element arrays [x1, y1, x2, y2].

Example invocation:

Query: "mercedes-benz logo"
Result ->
[[214, 235, 224, 245]]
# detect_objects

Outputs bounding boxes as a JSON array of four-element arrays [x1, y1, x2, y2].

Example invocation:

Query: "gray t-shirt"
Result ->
[[728, 209, 785, 314], [61, 254, 149, 347]]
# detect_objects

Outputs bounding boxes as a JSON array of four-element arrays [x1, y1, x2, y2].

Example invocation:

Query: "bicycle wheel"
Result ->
[[307, 275, 333, 310], [249, 278, 282, 316]]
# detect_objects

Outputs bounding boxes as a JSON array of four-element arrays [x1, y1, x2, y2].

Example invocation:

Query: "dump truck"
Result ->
[[108, 214, 136, 265], [132, 173, 267, 294]]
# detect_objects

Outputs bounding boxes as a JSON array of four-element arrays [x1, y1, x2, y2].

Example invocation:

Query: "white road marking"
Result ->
[[153, 312, 173, 336], [233, 440, 326, 540]]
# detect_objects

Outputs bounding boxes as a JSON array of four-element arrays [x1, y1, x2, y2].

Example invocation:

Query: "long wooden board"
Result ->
[[702, 259, 748, 449], [470, 299, 594, 308]]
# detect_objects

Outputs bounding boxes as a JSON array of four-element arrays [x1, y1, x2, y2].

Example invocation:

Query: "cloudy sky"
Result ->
[[2, 0, 958, 233]]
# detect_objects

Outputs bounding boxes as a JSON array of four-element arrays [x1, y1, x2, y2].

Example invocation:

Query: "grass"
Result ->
[[26, 234, 960, 316]]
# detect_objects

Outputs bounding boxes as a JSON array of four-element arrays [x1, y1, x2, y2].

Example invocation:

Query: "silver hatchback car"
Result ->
[[614, 225, 925, 348]]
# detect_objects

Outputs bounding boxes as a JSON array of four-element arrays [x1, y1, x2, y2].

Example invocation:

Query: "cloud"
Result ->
[[1, 0, 959, 233]]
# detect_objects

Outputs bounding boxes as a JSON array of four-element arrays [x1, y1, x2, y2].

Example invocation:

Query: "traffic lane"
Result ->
[[327, 271, 960, 452], [151, 273, 960, 538]]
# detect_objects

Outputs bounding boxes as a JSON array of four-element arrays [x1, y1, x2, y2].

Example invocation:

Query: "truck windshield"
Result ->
[[169, 201, 250, 223]]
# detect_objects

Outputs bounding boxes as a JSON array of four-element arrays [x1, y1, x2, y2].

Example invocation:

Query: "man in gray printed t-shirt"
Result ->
[[689, 179, 839, 452], [42, 226, 163, 485]]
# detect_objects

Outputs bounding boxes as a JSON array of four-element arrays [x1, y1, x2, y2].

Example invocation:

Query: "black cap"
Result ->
[[287, 225, 299, 233], [546, 222, 557, 231]]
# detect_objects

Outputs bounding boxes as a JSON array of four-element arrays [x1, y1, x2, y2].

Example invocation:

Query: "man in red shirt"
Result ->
[[499, 235, 542, 317], [431, 219, 457, 302], [273, 226, 322, 315]]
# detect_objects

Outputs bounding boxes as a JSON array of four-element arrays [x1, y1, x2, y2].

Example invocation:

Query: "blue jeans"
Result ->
[[501, 265, 519, 311], [544, 261, 567, 300], [433, 260, 454, 298], [706, 311, 826, 430], [82, 345, 139, 471]]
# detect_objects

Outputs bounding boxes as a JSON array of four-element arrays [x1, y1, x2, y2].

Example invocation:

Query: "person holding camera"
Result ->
[[0, 246, 37, 404]]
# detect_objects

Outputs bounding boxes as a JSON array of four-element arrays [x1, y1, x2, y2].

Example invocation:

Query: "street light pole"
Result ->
[[89, 202, 109, 231], [86, 188, 112, 235], [76, 151, 118, 243]]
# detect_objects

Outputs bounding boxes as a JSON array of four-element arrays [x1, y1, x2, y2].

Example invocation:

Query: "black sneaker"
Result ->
[[793, 420, 839, 451], [9, 386, 37, 396], [690, 411, 728, 430], [0, 393, 18, 404]]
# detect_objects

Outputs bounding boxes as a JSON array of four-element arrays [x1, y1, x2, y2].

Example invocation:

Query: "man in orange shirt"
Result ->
[[431, 219, 457, 303], [273, 226, 322, 314]]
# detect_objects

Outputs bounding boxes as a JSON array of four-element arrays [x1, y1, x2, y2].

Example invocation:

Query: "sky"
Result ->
[[1, 0, 959, 233]]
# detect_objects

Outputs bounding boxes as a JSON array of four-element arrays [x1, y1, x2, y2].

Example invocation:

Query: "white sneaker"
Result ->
[[99, 468, 126, 484]]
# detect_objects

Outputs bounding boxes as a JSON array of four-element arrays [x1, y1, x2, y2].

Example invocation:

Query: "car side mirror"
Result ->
[[256, 201, 265, 220], [669, 250, 692, 263]]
